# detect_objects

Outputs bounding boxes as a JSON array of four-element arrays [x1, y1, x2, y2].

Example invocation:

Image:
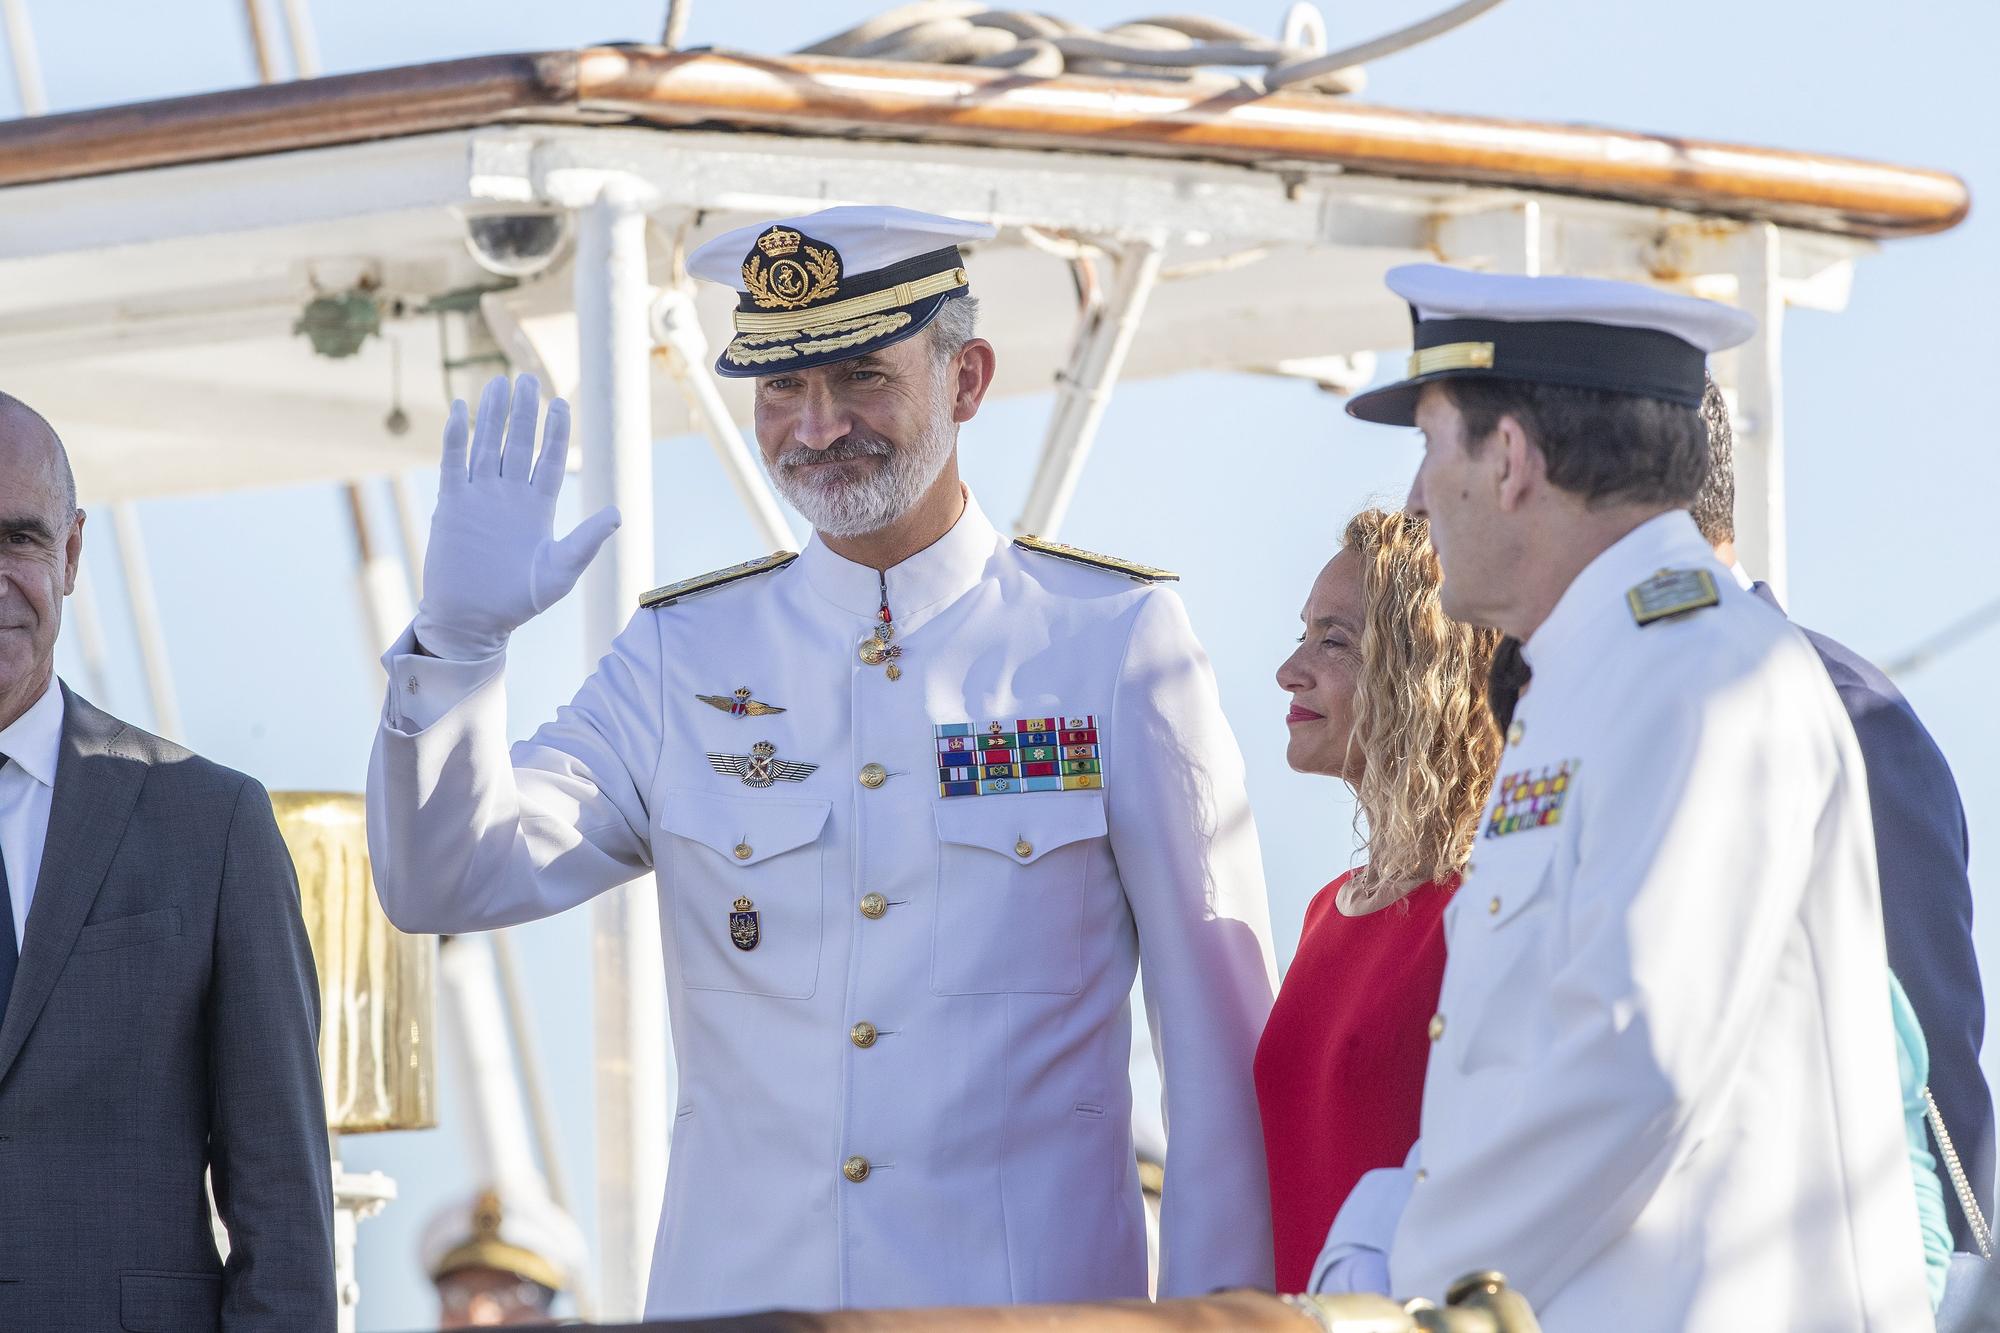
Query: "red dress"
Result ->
[[1254, 869, 1455, 1292]]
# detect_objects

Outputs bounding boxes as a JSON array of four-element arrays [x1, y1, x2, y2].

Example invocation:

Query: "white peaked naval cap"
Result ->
[[1347, 263, 1758, 426], [688, 205, 997, 378]]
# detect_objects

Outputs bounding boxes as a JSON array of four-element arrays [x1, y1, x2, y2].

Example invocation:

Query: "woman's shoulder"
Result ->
[[1301, 869, 1457, 936]]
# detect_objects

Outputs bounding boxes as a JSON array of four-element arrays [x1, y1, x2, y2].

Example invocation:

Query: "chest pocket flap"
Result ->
[[934, 792, 1106, 862], [931, 793, 1107, 996], [661, 789, 830, 866]]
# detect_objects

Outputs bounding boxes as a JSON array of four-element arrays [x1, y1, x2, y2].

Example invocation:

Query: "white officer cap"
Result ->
[[1347, 263, 1757, 426], [688, 205, 997, 378], [419, 1184, 588, 1294]]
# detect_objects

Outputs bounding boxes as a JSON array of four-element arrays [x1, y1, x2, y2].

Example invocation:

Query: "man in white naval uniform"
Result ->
[[1311, 266, 1932, 1331], [366, 207, 1277, 1319]]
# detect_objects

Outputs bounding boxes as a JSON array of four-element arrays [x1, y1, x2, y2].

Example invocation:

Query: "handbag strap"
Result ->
[[1924, 1085, 1995, 1260]]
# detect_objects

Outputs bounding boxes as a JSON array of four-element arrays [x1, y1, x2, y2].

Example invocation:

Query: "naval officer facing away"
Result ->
[[1312, 267, 1932, 1331], [366, 206, 1278, 1319]]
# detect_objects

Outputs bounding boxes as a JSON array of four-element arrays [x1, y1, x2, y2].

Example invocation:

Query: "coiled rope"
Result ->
[[793, 0, 1508, 95]]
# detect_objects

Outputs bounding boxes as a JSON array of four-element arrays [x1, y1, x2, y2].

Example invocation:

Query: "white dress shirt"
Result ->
[[367, 493, 1278, 1318], [0, 676, 63, 948]]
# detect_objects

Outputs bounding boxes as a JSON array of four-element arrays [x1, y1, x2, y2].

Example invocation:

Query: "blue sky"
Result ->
[[9, 1, 1996, 1327]]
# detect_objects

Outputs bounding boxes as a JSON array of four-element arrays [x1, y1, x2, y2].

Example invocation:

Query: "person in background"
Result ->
[[422, 1186, 586, 1328], [0, 393, 334, 1330], [1259, 507, 1500, 1293], [1692, 376, 1993, 1256], [1693, 377, 1990, 1313]]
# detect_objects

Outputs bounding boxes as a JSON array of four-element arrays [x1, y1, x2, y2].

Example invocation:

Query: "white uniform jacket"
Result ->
[[366, 494, 1278, 1318], [1342, 513, 1931, 1330]]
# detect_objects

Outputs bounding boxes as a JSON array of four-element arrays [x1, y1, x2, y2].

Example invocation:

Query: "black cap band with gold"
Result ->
[[716, 227, 972, 378], [1346, 313, 1709, 426]]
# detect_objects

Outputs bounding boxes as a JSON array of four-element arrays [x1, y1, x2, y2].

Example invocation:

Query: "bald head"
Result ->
[[0, 392, 76, 519], [0, 391, 84, 728]]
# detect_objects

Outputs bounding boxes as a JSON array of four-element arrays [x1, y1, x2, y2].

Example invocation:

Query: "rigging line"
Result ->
[[1267, 0, 1509, 89], [1882, 591, 2000, 679]]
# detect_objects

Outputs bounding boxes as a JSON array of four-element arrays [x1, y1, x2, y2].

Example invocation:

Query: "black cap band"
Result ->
[[1347, 313, 1709, 425]]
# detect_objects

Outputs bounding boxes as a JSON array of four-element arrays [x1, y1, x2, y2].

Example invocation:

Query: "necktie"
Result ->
[[0, 808, 15, 1035], [1488, 636, 1532, 733]]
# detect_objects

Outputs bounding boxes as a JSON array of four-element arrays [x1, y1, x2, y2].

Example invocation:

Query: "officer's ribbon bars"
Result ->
[[1483, 760, 1578, 838], [936, 716, 1102, 798]]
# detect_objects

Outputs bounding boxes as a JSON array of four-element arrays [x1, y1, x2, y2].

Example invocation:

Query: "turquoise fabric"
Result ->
[[1891, 970, 1954, 1309]]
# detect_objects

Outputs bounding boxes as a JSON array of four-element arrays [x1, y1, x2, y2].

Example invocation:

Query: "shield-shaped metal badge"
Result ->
[[729, 896, 760, 951]]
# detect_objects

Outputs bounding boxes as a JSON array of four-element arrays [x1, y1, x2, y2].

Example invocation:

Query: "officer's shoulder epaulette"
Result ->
[[1014, 535, 1178, 583], [1627, 567, 1719, 627], [639, 551, 799, 609]]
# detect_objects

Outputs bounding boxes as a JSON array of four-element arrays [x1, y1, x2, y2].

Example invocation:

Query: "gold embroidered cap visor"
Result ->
[[1345, 315, 1714, 426], [715, 235, 974, 378]]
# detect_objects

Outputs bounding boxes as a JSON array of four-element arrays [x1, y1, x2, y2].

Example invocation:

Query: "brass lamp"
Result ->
[[271, 791, 436, 1133]]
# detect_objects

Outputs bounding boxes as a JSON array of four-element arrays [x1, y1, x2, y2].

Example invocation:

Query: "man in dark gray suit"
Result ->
[[1692, 380, 1993, 1254], [0, 393, 335, 1330]]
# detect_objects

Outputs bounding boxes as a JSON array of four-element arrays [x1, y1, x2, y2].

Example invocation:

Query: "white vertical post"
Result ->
[[651, 287, 795, 551], [110, 502, 184, 741], [1731, 223, 1788, 601], [575, 178, 667, 1323], [1, 0, 47, 114], [1014, 237, 1165, 538], [64, 565, 112, 704]]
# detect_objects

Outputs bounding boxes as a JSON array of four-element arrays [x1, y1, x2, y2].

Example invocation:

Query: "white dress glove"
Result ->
[[413, 374, 621, 661]]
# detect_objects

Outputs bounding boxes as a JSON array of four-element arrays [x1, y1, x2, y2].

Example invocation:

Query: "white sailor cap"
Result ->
[[1346, 264, 1758, 426], [419, 1184, 588, 1294], [688, 205, 997, 378]]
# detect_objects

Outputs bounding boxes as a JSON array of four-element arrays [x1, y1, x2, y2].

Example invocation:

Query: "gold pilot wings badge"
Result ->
[[697, 687, 787, 718], [708, 741, 818, 789], [1627, 567, 1719, 626]]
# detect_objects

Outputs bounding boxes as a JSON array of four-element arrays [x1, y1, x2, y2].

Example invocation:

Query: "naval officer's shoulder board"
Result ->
[[639, 551, 799, 609], [1014, 535, 1178, 584], [1627, 567, 1719, 627]]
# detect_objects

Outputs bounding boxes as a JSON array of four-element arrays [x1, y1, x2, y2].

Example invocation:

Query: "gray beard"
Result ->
[[769, 411, 956, 539]]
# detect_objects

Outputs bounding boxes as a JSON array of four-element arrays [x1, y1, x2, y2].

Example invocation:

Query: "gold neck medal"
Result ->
[[859, 572, 904, 681]]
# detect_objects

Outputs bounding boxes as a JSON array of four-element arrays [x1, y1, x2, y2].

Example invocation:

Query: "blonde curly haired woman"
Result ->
[[1256, 508, 1502, 1293]]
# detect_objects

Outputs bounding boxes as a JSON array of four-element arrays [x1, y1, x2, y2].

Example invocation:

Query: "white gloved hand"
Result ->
[[412, 374, 620, 661]]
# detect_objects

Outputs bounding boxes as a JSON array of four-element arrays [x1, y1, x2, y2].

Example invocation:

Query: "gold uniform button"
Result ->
[[1488, 895, 1502, 915], [850, 1021, 878, 1049], [1428, 1012, 1446, 1042], [734, 843, 753, 861], [1014, 839, 1033, 859], [843, 1155, 871, 1183], [859, 893, 888, 920], [1415, 1168, 1429, 1184], [1507, 719, 1526, 747], [859, 763, 888, 790]]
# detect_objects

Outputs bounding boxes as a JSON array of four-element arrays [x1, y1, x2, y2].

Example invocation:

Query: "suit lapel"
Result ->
[[0, 685, 145, 1087]]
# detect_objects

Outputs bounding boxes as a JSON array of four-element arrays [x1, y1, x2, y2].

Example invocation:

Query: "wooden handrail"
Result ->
[[0, 47, 1967, 239]]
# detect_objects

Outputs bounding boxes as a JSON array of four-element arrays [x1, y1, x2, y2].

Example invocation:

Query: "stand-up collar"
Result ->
[[1524, 509, 1717, 670], [796, 489, 1004, 630]]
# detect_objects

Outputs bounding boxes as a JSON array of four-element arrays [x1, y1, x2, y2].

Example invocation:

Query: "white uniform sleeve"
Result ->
[[1107, 588, 1279, 1295], [1391, 662, 1855, 1302], [1310, 1151, 1419, 1294], [366, 615, 663, 934]]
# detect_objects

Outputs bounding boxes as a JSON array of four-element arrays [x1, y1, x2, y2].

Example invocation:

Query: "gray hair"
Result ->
[[927, 295, 980, 369], [1689, 375, 1735, 546]]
